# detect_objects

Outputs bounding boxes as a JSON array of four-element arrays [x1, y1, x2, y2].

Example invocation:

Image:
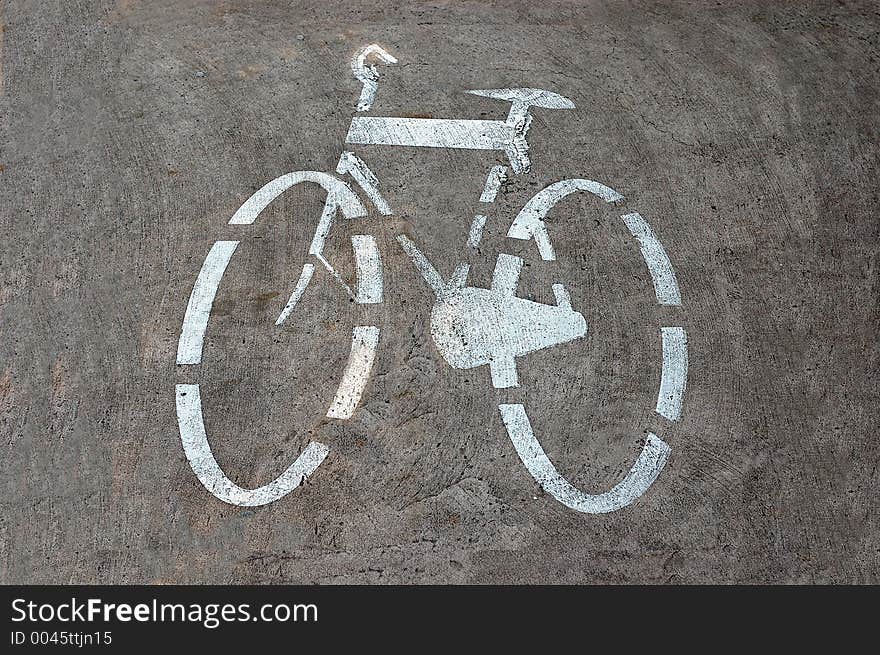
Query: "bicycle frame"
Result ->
[[174, 43, 688, 515]]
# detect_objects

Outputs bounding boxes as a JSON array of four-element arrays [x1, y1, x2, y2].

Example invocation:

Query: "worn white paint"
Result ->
[[552, 283, 572, 310], [308, 192, 341, 256], [347, 116, 535, 174], [174, 50, 690, 515], [228, 171, 365, 227], [398, 236, 587, 389], [177, 240, 239, 365], [466, 88, 574, 173], [176, 384, 329, 506], [326, 326, 380, 419], [491, 252, 523, 297], [622, 212, 682, 306], [347, 116, 514, 151], [499, 403, 670, 513], [657, 327, 688, 421], [351, 44, 397, 112], [467, 164, 506, 249], [227, 171, 367, 302], [479, 165, 507, 203], [467, 214, 488, 249], [347, 88, 574, 174], [275, 263, 315, 326], [336, 151, 392, 215], [466, 88, 575, 113], [508, 179, 625, 260], [352, 234, 383, 304], [314, 252, 356, 301], [396, 235, 446, 296]]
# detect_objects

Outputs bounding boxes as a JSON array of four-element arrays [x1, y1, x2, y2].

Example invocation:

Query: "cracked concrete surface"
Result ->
[[1, 0, 878, 583]]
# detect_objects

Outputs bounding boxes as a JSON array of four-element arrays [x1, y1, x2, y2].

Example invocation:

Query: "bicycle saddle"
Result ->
[[466, 88, 575, 110]]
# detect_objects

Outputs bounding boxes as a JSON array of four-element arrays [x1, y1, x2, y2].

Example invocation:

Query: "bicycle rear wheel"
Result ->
[[174, 170, 383, 506]]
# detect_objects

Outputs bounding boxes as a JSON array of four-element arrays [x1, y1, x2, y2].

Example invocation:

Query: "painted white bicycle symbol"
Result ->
[[175, 44, 688, 514]]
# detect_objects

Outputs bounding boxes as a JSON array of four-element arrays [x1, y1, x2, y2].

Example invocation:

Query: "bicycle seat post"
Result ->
[[464, 88, 575, 173]]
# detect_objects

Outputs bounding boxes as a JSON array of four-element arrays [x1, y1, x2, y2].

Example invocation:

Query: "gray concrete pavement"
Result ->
[[1, 0, 878, 583]]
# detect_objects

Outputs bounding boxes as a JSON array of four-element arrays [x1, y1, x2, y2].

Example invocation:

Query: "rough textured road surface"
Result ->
[[2, 1, 878, 583]]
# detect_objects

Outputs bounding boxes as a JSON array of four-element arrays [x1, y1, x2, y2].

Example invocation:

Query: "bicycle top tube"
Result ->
[[347, 45, 574, 174]]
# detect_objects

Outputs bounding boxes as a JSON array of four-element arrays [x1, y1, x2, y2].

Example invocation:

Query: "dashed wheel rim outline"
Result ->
[[174, 172, 381, 507], [498, 178, 688, 513], [173, 173, 688, 513]]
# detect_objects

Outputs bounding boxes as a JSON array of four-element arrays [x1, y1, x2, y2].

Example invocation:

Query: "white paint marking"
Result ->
[[308, 195, 338, 256], [552, 283, 572, 310], [468, 165, 508, 248], [346, 116, 533, 173], [491, 253, 523, 298], [352, 234, 383, 304], [228, 171, 366, 301], [346, 87, 573, 173], [508, 179, 625, 261], [466, 88, 576, 111], [347, 117, 514, 152], [352, 44, 397, 112], [347, 88, 575, 173], [479, 165, 507, 203], [337, 151, 392, 215], [176, 384, 329, 506], [177, 240, 239, 365], [228, 171, 365, 226], [396, 234, 445, 296], [490, 356, 518, 389], [315, 252, 356, 301], [622, 212, 682, 306], [448, 262, 470, 290], [275, 263, 315, 326], [466, 88, 575, 173], [467, 214, 488, 249], [657, 327, 688, 421], [326, 326, 380, 419], [499, 403, 670, 513]]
